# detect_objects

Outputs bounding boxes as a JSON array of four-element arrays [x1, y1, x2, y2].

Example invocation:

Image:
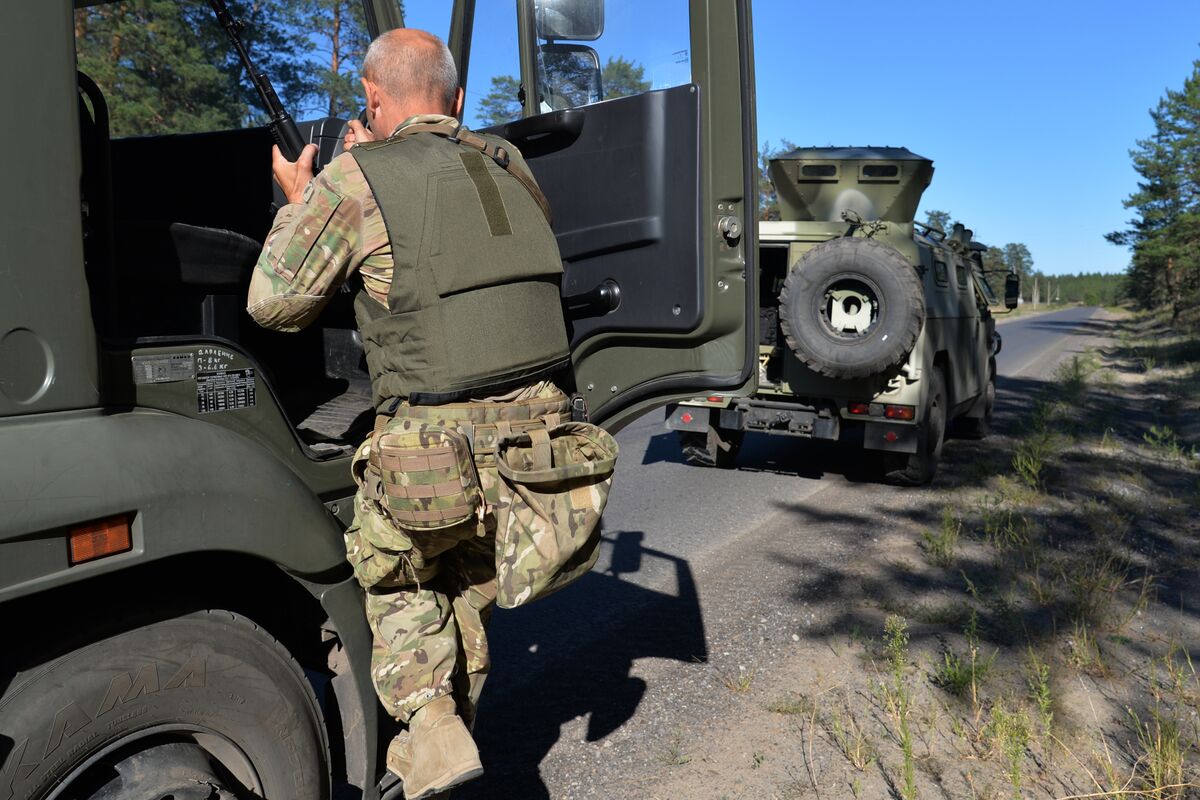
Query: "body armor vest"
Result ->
[[350, 123, 570, 409]]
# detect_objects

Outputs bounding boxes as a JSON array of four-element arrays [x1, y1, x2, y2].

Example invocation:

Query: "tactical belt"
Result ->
[[393, 120, 554, 225], [400, 357, 571, 408], [374, 391, 572, 466]]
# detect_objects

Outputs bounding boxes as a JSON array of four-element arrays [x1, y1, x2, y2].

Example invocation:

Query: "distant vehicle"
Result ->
[[667, 146, 1019, 484]]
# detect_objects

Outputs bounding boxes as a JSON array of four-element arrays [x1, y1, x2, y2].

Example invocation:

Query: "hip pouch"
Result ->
[[367, 421, 484, 533], [493, 421, 619, 608]]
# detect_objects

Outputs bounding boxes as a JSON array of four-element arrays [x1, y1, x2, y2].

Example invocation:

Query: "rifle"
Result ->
[[207, 0, 307, 161]]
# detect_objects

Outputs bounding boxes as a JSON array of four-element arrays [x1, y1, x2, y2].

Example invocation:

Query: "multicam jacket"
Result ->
[[246, 114, 456, 333]]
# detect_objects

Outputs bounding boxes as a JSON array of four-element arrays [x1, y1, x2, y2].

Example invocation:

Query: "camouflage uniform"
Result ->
[[248, 114, 562, 724], [343, 384, 567, 723]]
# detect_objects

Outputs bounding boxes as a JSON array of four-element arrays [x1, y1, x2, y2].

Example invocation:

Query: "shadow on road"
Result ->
[[457, 530, 708, 800]]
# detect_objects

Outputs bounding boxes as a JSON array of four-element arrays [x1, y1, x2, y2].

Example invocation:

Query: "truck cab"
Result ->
[[0, 1, 756, 797]]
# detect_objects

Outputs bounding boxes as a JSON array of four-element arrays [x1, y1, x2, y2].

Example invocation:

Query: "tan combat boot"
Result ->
[[402, 695, 483, 800], [385, 730, 412, 779]]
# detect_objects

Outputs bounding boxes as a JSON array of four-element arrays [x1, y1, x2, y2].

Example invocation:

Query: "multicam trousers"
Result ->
[[342, 383, 569, 724]]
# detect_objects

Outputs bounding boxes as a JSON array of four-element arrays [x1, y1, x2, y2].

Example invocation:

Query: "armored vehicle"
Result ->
[[667, 147, 1018, 484], [0, 1, 758, 797]]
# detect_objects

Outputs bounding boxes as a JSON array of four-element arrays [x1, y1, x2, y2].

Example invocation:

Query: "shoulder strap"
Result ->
[[391, 120, 553, 226]]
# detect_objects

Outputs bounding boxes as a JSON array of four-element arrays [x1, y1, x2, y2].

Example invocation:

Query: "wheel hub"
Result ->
[[821, 280, 878, 338], [50, 729, 261, 800]]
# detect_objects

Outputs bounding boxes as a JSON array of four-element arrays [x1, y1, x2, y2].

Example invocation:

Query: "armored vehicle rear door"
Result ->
[[433, 0, 758, 430]]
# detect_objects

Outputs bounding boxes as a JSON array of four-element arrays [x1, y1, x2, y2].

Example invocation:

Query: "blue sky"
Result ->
[[405, 0, 1200, 276]]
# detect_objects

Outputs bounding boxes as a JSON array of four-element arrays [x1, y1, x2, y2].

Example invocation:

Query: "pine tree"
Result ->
[[601, 56, 650, 99], [1108, 57, 1200, 317]]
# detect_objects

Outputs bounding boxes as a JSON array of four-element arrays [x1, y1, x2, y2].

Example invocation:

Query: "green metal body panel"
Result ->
[[0, 0, 99, 417]]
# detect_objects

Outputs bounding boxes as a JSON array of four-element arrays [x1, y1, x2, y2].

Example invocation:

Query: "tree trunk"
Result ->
[[328, 2, 342, 118]]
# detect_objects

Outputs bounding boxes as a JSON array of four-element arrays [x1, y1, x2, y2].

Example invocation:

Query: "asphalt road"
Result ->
[[458, 305, 1104, 799]]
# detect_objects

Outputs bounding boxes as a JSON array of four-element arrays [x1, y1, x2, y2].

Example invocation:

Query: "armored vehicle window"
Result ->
[[801, 164, 838, 179], [976, 272, 999, 305], [934, 260, 949, 287], [956, 263, 968, 290], [534, 0, 691, 112], [861, 164, 899, 180]]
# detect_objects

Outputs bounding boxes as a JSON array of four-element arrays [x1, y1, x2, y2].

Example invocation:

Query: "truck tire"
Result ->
[[0, 609, 330, 800], [883, 366, 946, 486], [779, 237, 925, 379], [678, 427, 743, 469], [956, 365, 995, 439]]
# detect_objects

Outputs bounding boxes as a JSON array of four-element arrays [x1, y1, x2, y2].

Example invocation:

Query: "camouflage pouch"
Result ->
[[369, 422, 484, 531], [342, 499, 405, 589], [493, 421, 619, 608]]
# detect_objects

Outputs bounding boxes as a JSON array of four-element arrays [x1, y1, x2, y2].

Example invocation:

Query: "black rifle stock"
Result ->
[[207, 0, 307, 161]]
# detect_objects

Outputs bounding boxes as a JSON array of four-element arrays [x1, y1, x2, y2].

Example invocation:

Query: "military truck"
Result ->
[[0, 2, 758, 797], [667, 147, 1019, 484]]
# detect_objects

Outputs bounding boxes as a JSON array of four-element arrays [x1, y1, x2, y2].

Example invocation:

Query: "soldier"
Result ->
[[247, 28, 572, 800]]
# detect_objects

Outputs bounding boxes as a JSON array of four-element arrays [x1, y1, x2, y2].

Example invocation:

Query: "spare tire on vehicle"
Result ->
[[779, 237, 925, 380]]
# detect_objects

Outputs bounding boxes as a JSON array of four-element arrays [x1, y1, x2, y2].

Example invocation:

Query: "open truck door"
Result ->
[[430, 0, 758, 429]]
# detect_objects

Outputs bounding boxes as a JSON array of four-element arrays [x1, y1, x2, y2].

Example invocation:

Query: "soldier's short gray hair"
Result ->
[[363, 29, 458, 111]]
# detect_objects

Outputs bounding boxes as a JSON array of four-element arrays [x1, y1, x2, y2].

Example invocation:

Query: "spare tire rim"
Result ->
[[819, 276, 880, 340]]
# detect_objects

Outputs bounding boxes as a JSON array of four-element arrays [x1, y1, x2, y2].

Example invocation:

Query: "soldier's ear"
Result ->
[[362, 78, 382, 118], [453, 87, 465, 120]]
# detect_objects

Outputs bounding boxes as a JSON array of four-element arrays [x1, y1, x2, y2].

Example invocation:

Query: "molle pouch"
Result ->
[[493, 421, 619, 609], [368, 422, 484, 531]]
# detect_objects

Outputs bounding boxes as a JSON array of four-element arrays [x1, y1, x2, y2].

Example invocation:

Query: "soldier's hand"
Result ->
[[272, 143, 318, 205], [344, 119, 375, 151]]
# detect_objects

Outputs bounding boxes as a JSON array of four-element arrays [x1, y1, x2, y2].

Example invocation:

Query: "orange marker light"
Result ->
[[69, 514, 132, 565]]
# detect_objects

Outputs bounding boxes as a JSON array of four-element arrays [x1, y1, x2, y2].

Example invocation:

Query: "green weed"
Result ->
[[1025, 649, 1054, 739], [881, 615, 917, 800], [1068, 620, 1104, 673], [1055, 354, 1098, 402], [1012, 436, 1054, 490], [933, 610, 995, 707], [1129, 707, 1185, 799], [826, 704, 875, 771], [985, 701, 1031, 799], [920, 506, 961, 567], [767, 693, 814, 716], [1144, 424, 1194, 462], [657, 727, 692, 766]]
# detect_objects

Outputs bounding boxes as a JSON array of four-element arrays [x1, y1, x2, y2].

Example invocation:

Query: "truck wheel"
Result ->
[[678, 427, 743, 469], [0, 609, 330, 800], [779, 237, 925, 380], [883, 367, 946, 486], [956, 366, 995, 439]]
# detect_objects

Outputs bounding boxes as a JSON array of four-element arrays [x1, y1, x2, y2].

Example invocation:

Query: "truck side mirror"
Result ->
[[1004, 273, 1020, 310], [538, 44, 603, 108], [535, 0, 605, 41]]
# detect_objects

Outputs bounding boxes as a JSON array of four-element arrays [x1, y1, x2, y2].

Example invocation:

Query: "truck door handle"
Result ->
[[564, 279, 621, 318]]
